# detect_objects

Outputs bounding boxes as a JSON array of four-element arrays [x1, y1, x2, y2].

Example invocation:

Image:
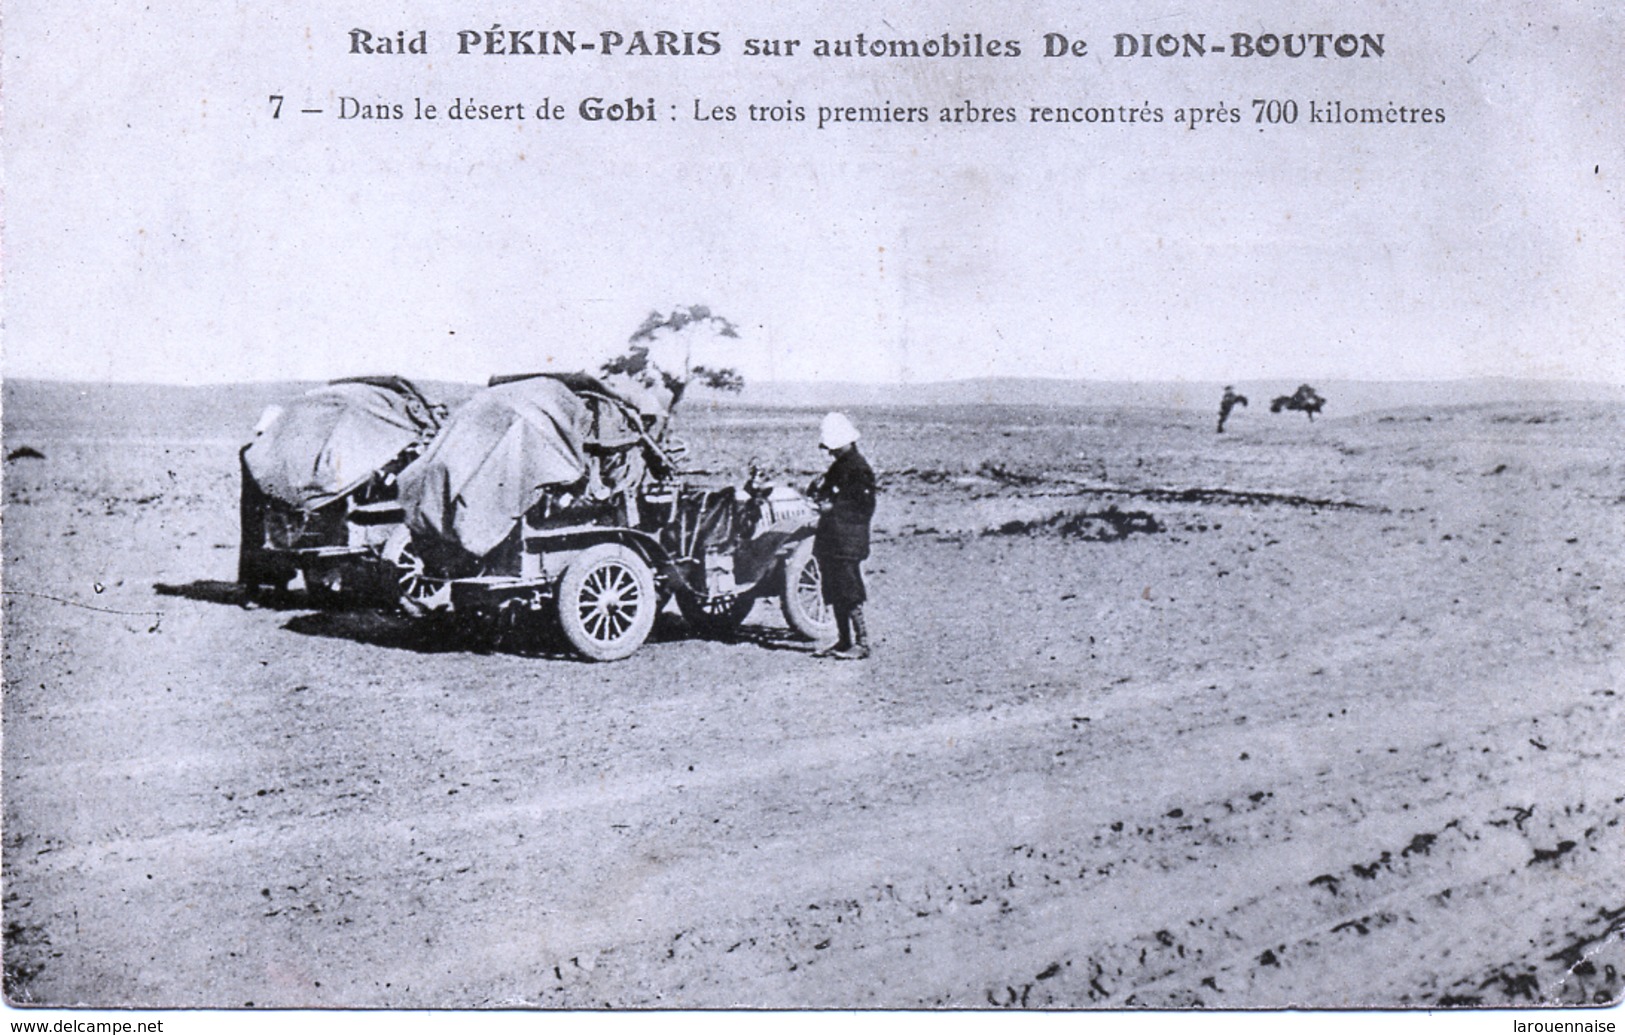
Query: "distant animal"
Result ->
[[1270, 384, 1326, 421], [6, 446, 46, 461], [1217, 386, 1248, 433]]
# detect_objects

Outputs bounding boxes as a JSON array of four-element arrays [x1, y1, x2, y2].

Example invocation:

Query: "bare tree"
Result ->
[[601, 305, 744, 405]]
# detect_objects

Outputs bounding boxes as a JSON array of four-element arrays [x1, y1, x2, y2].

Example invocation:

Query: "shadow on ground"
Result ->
[[281, 609, 512, 656], [155, 580, 822, 658], [277, 606, 818, 660], [154, 580, 310, 611], [719, 624, 822, 654]]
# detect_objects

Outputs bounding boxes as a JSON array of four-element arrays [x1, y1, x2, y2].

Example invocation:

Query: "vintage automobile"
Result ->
[[388, 372, 834, 660], [239, 375, 445, 605]]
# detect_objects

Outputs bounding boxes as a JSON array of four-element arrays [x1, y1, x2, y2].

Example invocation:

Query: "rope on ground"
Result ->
[[1, 589, 165, 617]]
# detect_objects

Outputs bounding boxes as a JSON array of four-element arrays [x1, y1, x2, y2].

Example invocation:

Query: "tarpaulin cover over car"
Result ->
[[243, 378, 438, 511], [397, 376, 592, 559]]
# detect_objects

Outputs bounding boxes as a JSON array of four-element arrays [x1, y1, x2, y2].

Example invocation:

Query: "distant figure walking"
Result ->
[[807, 412, 877, 660], [1217, 386, 1248, 433]]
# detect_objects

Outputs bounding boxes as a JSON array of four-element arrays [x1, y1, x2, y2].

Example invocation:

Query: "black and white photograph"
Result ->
[[2, 0, 1621, 1022]]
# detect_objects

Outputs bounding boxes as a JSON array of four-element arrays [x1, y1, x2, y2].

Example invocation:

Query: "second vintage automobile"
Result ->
[[388, 372, 834, 660]]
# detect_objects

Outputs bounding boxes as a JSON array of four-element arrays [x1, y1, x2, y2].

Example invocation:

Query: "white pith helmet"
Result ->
[[819, 412, 860, 450]]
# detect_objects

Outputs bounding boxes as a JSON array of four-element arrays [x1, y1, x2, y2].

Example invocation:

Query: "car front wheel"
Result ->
[[779, 538, 836, 641]]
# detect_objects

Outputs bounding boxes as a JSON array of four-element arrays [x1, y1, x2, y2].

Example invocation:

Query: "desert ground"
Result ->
[[2, 381, 1621, 1009]]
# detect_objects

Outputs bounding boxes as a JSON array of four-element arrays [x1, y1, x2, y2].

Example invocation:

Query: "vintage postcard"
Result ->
[[2, 0, 1621, 1022]]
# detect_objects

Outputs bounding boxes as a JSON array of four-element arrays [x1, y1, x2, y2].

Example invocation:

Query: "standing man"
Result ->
[[1217, 385, 1247, 433], [808, 412, 876, 660]]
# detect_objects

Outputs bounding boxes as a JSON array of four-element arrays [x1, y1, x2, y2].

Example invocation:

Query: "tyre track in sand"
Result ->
[[347, 664, 1622, 1006]]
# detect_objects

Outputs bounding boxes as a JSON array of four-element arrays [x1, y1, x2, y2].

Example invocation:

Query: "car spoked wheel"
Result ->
[[677, 591, 755, 639], [397, 557, 450, 617], [383, 528, 449, 617], [557, 544, 657, 661], [578, 566, 643, 640], [780, 538, 836, 640]]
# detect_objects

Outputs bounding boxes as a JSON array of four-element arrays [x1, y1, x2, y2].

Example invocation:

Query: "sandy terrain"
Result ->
[[2, 385, 1621, 1009]]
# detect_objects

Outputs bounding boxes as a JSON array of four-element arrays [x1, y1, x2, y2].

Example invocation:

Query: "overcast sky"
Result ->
[[4, 0, 1622, 386]]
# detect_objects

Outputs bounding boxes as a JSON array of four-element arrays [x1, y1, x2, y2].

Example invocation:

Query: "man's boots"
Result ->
[[814, 606, 853, 658], [835, 606, 871, 660]]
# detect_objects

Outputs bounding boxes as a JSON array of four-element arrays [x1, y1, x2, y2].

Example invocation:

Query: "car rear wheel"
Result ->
[[557, 544, 657, 661]]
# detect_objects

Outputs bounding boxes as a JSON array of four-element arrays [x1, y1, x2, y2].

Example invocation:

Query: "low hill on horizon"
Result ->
[[727, 376, 1625, 414], [4, 376, 1622, 441]]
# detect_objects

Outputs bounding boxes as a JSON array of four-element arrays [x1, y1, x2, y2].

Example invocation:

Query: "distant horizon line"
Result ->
[[5, 373, 1623, 389]]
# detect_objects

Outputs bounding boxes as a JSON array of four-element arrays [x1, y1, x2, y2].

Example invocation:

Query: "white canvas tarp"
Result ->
[[243, 379, 434, 510], [397, 376, 591, 560]]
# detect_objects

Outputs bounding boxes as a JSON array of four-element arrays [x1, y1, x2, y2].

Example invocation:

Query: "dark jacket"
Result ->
[[811, 447, 876, 560]]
